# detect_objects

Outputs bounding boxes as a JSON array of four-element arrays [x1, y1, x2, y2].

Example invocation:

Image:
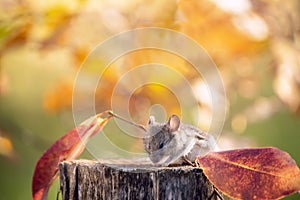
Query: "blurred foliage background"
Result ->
[[0, 0, 300, 199]]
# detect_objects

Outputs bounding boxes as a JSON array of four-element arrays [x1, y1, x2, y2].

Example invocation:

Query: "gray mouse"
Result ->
[[109, 112, 218, 166], [144, 114, 218, 166]]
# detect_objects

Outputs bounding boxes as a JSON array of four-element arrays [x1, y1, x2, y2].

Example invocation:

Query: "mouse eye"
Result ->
[[159, 143, 164, 149]]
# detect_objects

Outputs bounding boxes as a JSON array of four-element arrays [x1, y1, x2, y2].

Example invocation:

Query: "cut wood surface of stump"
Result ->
[[59, 159, 224, 200]]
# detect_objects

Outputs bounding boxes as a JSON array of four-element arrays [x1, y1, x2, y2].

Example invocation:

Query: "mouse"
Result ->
[[109, 111, 218, 166], [144, 114, 218, 166]]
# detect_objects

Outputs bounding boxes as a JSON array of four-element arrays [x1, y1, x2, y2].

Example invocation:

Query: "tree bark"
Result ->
[[59, 159, 223, 200]]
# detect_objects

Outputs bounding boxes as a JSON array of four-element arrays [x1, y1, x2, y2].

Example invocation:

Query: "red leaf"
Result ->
[[32, 111, 112, 200], [197, 147, 300, 200]]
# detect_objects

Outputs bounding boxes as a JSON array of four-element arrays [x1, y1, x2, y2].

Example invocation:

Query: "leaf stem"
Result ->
[[108, 111, 147, 132]]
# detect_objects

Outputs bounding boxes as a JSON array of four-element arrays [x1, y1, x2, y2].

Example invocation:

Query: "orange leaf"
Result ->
[[32, 111, 112, 200], [196, 147, 300, 200]]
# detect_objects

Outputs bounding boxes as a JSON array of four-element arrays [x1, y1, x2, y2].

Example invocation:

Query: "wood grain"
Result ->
[[59, 159, 223, 200]]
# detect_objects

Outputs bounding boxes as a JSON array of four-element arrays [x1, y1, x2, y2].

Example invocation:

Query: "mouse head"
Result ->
[[144, 115, 181, 156]]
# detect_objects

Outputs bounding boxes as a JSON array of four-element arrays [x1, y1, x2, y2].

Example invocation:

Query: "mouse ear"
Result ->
[[148, 116, 155, 125], [167, 115, 180, 132]]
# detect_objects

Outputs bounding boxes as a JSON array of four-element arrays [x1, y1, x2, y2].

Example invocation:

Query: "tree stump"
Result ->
[[59, 159, 224, 200]]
